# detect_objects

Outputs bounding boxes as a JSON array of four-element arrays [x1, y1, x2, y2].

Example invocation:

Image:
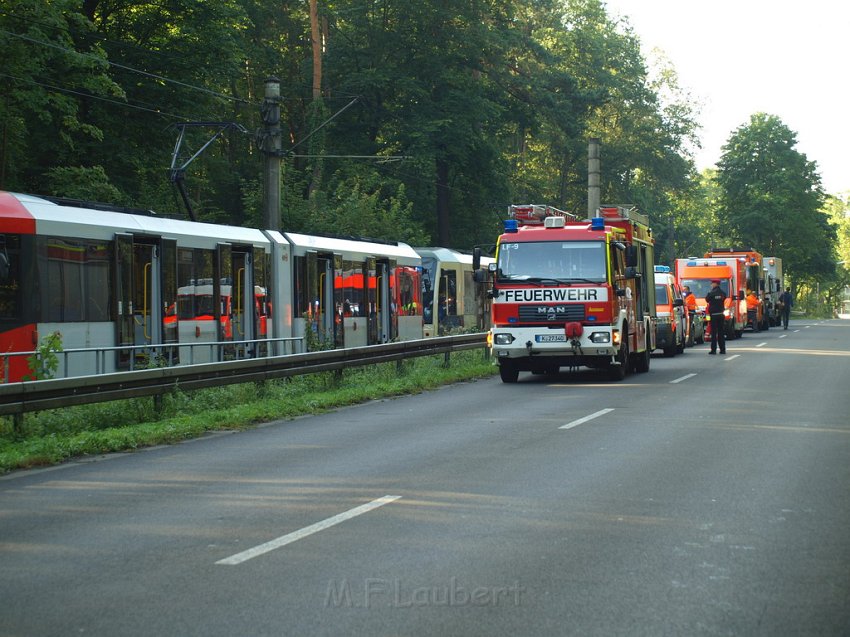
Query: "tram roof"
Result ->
[[284, 231, 421, 265], [4, 192, 271, 248]]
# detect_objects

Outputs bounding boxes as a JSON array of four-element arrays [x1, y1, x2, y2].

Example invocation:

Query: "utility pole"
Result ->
[[262, 77, 282, 231], [587, 137, 601, 217]]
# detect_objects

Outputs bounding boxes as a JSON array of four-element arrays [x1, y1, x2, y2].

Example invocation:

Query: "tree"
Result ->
[[0, 0, 122, 193], [714, 113, 835, 283]]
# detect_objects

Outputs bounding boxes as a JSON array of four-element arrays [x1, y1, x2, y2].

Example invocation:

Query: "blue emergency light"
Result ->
[[590, 217, 605, 231], [503, 219, 518, 233], [654, 265, 671, 273]]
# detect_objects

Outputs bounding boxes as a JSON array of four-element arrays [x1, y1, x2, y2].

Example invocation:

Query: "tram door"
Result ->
[[229, 246, 263, 358], [115, 234, 175, 370], [317, 255, 334, 344], [369, 258, 392, 344]]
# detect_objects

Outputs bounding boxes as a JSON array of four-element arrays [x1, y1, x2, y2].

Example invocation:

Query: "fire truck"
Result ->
[[475, 204, 657, 383], [706, 248, 768, 331], [675, 248, 766, 339]]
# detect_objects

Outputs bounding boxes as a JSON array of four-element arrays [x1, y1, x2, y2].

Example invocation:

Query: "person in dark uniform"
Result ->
[[705, 279, 727, 355], [778, 287, 793, 329]]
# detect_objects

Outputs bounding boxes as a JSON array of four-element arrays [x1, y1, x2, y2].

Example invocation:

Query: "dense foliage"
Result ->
[[1, 0, 700, 248], [1, 0, 846, 290]]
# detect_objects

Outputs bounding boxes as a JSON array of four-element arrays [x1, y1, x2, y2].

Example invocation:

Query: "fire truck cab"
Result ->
[[480, 204, 656, 383]]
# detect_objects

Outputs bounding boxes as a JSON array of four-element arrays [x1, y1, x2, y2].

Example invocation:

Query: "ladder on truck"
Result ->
[[508, 204, 578, 225]]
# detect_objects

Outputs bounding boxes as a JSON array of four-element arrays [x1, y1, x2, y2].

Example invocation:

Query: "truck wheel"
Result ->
[[608, 338, 629, 381], [633, 333, 651, 373], [499, 361, 519, 383]]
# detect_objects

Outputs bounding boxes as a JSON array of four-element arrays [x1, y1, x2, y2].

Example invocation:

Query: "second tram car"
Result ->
[[416, 247, 493, 337]]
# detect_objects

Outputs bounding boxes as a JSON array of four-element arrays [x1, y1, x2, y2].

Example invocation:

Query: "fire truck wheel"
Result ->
[[499, 361, 519, 383], [633, 334, 651, 373], [608, 338, 629, 381]]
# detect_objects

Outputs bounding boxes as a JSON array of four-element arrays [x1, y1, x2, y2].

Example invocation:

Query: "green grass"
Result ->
[[0, 350, 497, 475]]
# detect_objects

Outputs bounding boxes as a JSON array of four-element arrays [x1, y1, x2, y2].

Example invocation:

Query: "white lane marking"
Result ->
[[216, 495, 402, 565], [756, 342, 767, 348], [724, 354, 740, 361], [670, 373, 697, 384], [559, 408, 614, 430], [793, 329, 800, 333], [779, 334, 787, 339]]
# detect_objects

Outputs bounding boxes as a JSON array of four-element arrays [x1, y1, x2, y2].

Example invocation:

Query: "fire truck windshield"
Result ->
[[497, 241, 606, 282], [682, 278, 728, 297]]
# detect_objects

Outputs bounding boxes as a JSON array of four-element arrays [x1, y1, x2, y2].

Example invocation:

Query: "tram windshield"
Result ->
[[0, 234, 20, 320]]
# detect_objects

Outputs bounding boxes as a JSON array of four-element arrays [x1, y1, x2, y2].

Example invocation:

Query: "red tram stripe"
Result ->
[[0, 192, 37, 234]]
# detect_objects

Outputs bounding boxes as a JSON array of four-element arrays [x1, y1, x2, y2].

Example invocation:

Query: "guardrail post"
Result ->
[[13, 413, 23, 436], [443, 351, 450, 368]]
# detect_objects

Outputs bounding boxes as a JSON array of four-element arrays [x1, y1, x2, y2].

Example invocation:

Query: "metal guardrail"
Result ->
[[2, 337, 305, 382], [0, 334, 489, 417]]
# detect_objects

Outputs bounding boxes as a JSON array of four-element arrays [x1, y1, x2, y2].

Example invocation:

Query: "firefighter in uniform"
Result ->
[[705, 279, 726, 355], [746, 289, 760, 332]]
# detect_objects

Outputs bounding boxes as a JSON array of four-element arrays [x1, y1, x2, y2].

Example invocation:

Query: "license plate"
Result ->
[[536, 334, 566, 343]]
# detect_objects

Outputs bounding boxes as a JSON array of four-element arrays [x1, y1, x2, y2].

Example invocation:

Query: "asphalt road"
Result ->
[[2, 319, 849, 636]]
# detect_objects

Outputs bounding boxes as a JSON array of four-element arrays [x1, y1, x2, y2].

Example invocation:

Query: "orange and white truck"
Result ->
[[707, 248, 769, 331], [476, 204, 657, 383], [675, 254, 748, 339]]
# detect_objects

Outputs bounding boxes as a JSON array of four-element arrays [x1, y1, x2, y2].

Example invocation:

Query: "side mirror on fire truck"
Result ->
[[472, 247, 481, 271], [625, 245, 638, 268], [625, 266, 639, 279]]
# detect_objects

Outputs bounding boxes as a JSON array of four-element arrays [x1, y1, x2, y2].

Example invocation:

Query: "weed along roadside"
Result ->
[[0, 351, 497, 475]]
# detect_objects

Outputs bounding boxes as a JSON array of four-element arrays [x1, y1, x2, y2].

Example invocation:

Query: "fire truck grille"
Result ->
[[518, 305, 585, 322]]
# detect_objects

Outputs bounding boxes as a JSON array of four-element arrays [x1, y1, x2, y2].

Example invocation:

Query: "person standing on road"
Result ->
[[705, 279, 727, 355], [682, 285, 697, 312], [778, 287, 793, 329]]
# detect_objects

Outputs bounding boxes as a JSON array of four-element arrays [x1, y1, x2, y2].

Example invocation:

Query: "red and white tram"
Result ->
[[0, 191, 430, 382]]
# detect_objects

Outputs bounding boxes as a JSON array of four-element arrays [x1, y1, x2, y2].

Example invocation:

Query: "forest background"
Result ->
[[1, 0, 848, 312]]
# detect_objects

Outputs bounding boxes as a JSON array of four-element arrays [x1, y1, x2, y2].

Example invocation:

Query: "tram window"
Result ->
[[397, 267, 421, 316], [177, 248, 214, 319], [39, 237, 111, 322], [0, 235, 21, 320], [341, 260, 364, 317]]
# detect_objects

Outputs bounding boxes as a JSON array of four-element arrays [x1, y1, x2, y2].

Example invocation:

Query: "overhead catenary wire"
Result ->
[[0, 28, 252, 106]]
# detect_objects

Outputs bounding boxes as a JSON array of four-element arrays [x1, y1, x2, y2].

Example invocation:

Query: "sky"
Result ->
[[602, 0, 850, 195]]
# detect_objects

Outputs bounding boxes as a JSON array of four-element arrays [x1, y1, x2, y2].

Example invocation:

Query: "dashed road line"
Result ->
[[670, 373, 697, 384], [559, 408, 614, 430], [216, 495, 402, 565]]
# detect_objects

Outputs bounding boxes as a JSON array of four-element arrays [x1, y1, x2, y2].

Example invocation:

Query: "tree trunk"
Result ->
[[310, 0, 322, 100], [436, 155, 450, 246]]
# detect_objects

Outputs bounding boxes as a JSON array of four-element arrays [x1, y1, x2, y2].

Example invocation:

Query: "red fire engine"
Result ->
[[475, 204, 657, 383]]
